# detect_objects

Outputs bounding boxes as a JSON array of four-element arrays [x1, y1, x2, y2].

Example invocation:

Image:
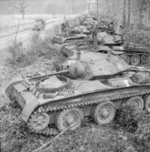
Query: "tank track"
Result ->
[[28, 86, 150, 136]]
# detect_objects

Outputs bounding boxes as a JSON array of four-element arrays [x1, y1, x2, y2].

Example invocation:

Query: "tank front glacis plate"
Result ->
[[9, 81, 40, 122], [13, 83, 27, 107]]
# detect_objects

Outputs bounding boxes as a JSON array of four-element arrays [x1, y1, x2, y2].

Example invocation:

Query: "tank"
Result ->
[[51, 17, 97, 62], [97, 24, 150, 66], [5, 51, 150, 135], [60, 15, 93, 37], [51, 33, 92, 63], [52, 16, 94, 52]]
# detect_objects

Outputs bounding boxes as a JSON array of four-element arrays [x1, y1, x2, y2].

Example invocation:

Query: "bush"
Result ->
[[6, 22, 62, 68], [7, 40, 37, 67], [114, 105, 139, 133], [7, 41, 23, 61], [130, 113, 150, 152], [124, 27, 150, 49]]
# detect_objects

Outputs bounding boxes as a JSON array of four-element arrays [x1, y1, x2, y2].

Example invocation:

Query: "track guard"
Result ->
[[21, 99, 40, 122]]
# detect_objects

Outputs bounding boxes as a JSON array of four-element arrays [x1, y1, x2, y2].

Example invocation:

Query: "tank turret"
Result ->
[[61, 51, 131, 79]]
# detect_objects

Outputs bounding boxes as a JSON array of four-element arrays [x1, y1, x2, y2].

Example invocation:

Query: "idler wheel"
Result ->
[[92, 101, 116, 125], [124, 96, 144, 112], [29, 112, 49, 131], [120, 54, 130, 64], [141, 54, 149, 64], [143, 94, 150, 113], [130, 54, 140, 66], [56, 108, 83, 131]]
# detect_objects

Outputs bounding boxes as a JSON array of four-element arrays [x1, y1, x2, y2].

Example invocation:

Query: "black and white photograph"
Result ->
[[1, 0, 150, 151]]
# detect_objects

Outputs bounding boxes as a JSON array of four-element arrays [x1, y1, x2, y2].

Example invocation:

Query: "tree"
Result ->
[[135, 0, 150, 27], [15, 1, 28, 19], [123, 0, 127, 27], [105, 0, 110, 15], [127, 0, 131, 25], [86, 0, 98, 17], [66, 0, 74, 14]]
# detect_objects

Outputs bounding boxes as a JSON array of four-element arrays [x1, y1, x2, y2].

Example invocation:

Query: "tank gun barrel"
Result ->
[[28, 65, 150, 82], [130, 67, 150, 73], [29, 69, 69, 81]]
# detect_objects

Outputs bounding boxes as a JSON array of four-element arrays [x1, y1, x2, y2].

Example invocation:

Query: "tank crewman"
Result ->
[[115, 23, 125, 44], [91, 18, 98, 48], [119, 25, 125, 42], [108, 21, 115, 34], [61, 20, 70, 37], [61, 22, 66, 36], [108, 21, 118, 43], [33, 18, 45, 31]]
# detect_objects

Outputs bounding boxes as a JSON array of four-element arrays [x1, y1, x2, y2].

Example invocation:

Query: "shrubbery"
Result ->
[[6, 24, 61, 68], [124, 27, 150, 49], [114, 105, 139, 133], [114, 105, 150, 152]]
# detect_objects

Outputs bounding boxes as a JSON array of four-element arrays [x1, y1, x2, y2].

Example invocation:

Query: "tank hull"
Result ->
[[6, 76, 150, 135]]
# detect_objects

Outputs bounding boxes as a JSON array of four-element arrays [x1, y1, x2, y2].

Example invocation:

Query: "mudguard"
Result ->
[[5, 74, 23, 97], [22, 98, 40, 122]]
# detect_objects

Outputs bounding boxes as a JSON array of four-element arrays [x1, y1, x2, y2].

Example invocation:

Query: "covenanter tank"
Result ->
[[5, 51, 150, 135], [51, 33, 92, 62], [51, 19, 93, 57], [97, 26, 150, 66]]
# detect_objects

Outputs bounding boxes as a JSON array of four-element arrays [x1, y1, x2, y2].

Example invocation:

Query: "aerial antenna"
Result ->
[[89, 0, 91, 15], [87, 0, 98, 18], [97, 0, 99, 21]]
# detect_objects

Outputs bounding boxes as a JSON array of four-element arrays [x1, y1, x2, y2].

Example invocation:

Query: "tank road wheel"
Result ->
[[143, 94, 150, 113], [121, 54, 130, 64], [130, 54, 140, 66], [56, 108, 83, 132], [93, 101, 116, 125], [124, 96, 144, 112], [29, 112, 50, 131], [141, 54, 149, 64]]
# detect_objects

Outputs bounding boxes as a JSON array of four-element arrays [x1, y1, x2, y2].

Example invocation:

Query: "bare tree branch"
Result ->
[[13, 1, 28, 19]]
